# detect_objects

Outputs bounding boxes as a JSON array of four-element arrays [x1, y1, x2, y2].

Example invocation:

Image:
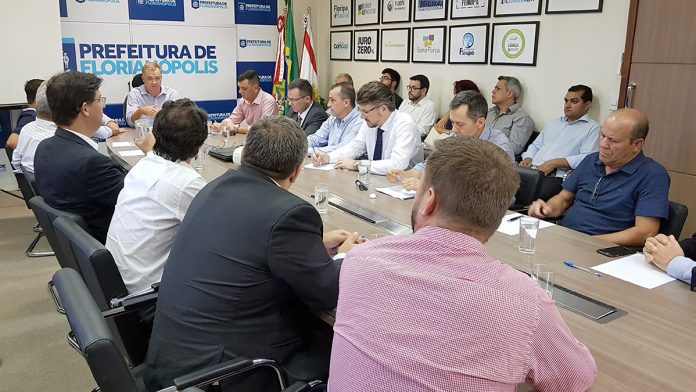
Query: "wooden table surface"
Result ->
[[108, 130, 696, 391]]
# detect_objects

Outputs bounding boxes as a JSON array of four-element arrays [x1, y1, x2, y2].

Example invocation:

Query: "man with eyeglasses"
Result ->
[[399, 74, 437, 140], [126, 62, 181, 126], [34, 72, 150, 244], [520, 85, 601, 200], [380, 68, 403, 108], [529, 108, 670, 247], [312, 81, 422, 175], [286, 78, 328, 136]]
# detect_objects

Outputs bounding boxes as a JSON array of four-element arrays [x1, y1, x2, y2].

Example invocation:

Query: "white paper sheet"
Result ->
[[591, 253, 676, 289], [375, 185, 416, 200], [118, 150, 145, 157], [303, 163, 335, 171], [496, 213, 555, 235], [111, 141, 133, 148]]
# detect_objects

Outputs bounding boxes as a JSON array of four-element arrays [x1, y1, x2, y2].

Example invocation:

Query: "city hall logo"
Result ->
[[259, 74, 273, 83], [239, 39, 272, 48], [502, 28, 525, 59], [192, 0, 199, 8], [238, 2, 271, 12], [193, 0, 229, 9], [459, 32, 475, 56], [137, 0, 145, 4], [357, 2, 376, 15], [417, 0, 444, 11]]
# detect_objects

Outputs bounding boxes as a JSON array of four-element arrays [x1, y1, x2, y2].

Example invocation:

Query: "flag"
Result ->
[[300, 12, 319, 101], [272, 14, 286, 107], [284, 0, 299, 113]]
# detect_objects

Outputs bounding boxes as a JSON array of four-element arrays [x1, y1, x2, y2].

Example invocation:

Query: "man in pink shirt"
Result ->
[[219, 70, 278, 134], [329, 137, 597, 392]]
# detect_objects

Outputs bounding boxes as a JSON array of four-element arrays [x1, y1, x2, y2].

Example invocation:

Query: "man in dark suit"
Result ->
[[33, 72, 137, 244], [144, 116, 360, 391], [286, 78, 328, 136]]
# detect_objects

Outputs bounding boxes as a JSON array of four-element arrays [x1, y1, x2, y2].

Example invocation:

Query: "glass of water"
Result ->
[[357, 160, 371, 185], [192, 146, 207, 172], [518, 216, 539, 254], [314, 184, 329, 214]]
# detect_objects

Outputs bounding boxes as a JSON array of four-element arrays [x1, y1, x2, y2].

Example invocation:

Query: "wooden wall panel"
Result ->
[[632, 0, 696, 64]]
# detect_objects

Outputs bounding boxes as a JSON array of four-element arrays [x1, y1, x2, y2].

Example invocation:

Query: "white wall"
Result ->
[[304, 0, 630, 130]]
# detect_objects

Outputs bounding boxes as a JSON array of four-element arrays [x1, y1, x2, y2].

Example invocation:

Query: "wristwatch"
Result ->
[[352, 160, 359, 169]]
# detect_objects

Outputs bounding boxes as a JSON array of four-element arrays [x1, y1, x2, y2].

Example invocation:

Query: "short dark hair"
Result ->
[[449, 91, 488, 121], [330, 82, 356, 107], [288, 78, 313, 98], [381, 68, 401, 88], [568, 84, 593, 102], [423, 137, 519, 238], [238, 70, 260, 85], [25, 79, 44, 104], [242, 116, 308, 180], [410, 75, 430, 91], [454, 80, 480, 94], [46, 72, 102, 127], [357, 81, 396, 111], [152, 99, 209, 162]]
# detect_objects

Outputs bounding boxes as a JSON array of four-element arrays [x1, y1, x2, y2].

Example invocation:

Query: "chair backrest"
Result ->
[[4, 145, 12, 162], [512, 166, 544, 210], [27, 196, 87, 270], [660, 201, 689, 238], [14, 168, 35, 209], [52, 268, 141, 392], [21, 166, 40, 196]]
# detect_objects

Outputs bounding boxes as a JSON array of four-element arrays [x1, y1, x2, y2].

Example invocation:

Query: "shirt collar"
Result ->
[[379, 110, 398, 132], [299, 103, 312, 120], [22, 107, 36, 113], [495, 102, 520, 115], [138, 84, 166, 99], [249, 90, 266, 105], [593, 151, 648, 175], [63, 127, 99, 150], [480, 127, 492, 141], [563, 114, 591, 124], [337, 107, 359, 124]]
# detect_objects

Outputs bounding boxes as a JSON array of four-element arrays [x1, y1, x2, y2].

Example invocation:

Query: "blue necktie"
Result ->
[[373, 128, 384, 161]]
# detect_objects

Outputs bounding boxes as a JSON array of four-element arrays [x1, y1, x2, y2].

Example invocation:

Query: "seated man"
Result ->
[[312, 81, 422, 175], [329, 137, 597, 391], [307, 82, 361, 153], [144, 116, 360, 391], [5, 78, 43, 150], [126, 62, 180, 126], [644, 233, 696, 288], [34, 72, 148, 244], [529, 108, 670, 247], [334, 72, 353, 86], [380, 67, 403, 108], [520, 85, 601, 200], [388, 90, 515, 190], [286, 78, 328, 136], [11, 81, 54, 173], [399, 74, 437, 139], [218, 70, 278, 134], [486, 75, 536, 156], [106, 99, 208, 294]]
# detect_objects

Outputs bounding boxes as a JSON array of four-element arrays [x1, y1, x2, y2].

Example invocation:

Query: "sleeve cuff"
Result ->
[[333, 253, 346, 261], [666, 256, 696, 284]]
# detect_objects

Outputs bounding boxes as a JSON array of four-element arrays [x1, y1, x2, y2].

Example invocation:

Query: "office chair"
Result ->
[[52, 268, 321, 392], [123, 73, 144, 120], [515, 130, 540, 162], [8, 165, 54, 257], [510, 166, 544, 212], [660, 201, 689, 238]]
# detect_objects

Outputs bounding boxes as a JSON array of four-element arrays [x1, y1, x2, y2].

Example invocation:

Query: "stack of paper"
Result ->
[[496, 213, 555, 235], [375, 185, 416, 200], [118, 150, 145, 157], [303, 163, 335, 171], [591, 253, 676, 289], [111, 141, 133, 148]]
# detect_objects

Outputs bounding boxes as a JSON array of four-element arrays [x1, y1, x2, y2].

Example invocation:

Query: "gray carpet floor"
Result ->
[[0, 190, 96, 391]]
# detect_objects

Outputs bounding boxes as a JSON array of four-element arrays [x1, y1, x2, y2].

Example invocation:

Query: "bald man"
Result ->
[[529, 108, 670, 247]]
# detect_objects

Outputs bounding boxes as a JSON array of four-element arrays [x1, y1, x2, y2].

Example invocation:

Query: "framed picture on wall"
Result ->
[[450, 0, 491, 19], [493, 0, 541, 17], [490, 22, 539, 66], [354, 29, 379, 61], [331, 0, 353, 27], [546, 0, 603, 14], [354, 0, 380, 26], [330, 31, 353, 61], [448, 23, 489, 64], [382, 0, 411, 23], [414, 0, 448, 22], [381, 28, 410, 62], [412, 26, 446, 63]]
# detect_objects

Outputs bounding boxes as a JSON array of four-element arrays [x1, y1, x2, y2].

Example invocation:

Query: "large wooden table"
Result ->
[[108, 131, 696, 391]]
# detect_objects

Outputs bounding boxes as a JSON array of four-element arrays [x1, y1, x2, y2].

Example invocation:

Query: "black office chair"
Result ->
[[52, 268, 320, 392], [515, 131, 540, 162], [123, 73, 144, 120], [660, 201, 689, 238], [510, 166, 544, 212], [9, 165, 53, 257]]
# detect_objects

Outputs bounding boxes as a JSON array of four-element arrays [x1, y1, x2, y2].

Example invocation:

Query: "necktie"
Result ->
[[296, 114, 303, 126], [373, 128, 384, 161]]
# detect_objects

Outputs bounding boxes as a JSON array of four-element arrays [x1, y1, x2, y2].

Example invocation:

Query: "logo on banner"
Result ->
[[128, 0, 185, 22], [62, 38, 78, 72], [238, 2, 270, 12], [237, 61, 275, 95], [192, 0, 199, 8], [239, 38, 272, 48], [75, 0, 122, 3], [357, 2, 376, 15], [459, 33, 475, 56], [417, 35, 440, 54], [191, 0, 229, 9], [236, 0, 276, 25], [502, 28, 525, 59], [417, 0, 444, 11]]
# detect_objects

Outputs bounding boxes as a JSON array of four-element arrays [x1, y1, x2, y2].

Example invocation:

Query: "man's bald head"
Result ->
[[607, 108, 649, 142]]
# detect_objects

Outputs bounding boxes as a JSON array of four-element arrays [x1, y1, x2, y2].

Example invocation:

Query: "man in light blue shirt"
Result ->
[[126, 62, 181, 126], [307, 83, 361, 154], [520, 85, 600, 199], [644, 234, 696, 289]]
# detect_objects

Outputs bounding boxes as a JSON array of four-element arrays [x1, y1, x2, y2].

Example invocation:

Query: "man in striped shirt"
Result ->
[[329, 137, 596, 391]]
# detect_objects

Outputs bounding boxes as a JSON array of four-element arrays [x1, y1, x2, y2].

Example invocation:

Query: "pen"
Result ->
[[564, 261, 602, 277], [507, 215, 523, 222]]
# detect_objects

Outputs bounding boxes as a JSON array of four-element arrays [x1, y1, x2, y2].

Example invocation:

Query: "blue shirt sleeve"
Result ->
[[634, 165, 670, 219], [562, 155, 592, 195], [666, 256, 696, 284]]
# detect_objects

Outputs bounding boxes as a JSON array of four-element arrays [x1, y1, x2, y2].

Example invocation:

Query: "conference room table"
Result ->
[[107, 129, 696, 391]]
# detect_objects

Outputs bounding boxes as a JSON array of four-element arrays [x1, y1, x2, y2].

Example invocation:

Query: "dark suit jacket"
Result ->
[[144, 165, 341, 390], [680, 234, 696, 259], [394, 93, 404, 109], [13, 108, 37, 133], [34, 127, 126, 243], [288, 102, 329, 136]]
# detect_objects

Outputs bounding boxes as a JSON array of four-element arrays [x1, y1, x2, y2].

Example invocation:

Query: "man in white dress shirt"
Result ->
[[126, 62, 181, 126], [106, 98, 208, 294], [399, 74, 437, 140], [11, 81, 55, 173], [312, 81, 422, 175]]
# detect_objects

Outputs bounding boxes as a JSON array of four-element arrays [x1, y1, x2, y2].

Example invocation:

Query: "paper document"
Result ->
[[118, 150, 145, 157], [375, 185, 416, 200], [111, 141, 134, 148], [304, 163, 335, 171], [496, 213, 554, 235], [591, 253, 676, 289]]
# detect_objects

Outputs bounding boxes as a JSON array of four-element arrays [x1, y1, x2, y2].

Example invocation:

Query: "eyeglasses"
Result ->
[[93, 96, 107, 104], [379, 75, 392, 82], [287, 95, 308, 103], [590, 176, 604, 205], [360, 106, 379, 116], [407, 86, 423, 91]]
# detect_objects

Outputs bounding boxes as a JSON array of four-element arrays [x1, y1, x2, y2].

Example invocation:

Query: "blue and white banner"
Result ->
[[236, 24, 278, 62], [235, 61, 275, 97], [61, 0, 130, 23], [128, 0, 185, 22], [234, 0, 277, 25]]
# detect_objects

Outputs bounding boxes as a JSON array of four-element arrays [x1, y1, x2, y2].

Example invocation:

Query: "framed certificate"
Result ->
[[491, 22, 539, 66], [412, 25, 446, 63], [381, 28, 410, 62], [355, 0, 380, 26], [330, 31, 353, 61], [382, 0, 411, 23], [546, 0, 603, 14], [414, 0, 447, 21], [493, 0, 541, 17], [448, 23, 488, 64], [354, 29, 379, 61], [331, 0, 353, 27], [450, 0, 491, 19]]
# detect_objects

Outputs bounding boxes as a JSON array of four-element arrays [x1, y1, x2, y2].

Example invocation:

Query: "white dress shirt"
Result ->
[[328, 110, 423, 175], [399, 97, 437, 137], [126, 85, 181, 126], [11, 118, 57, 173], [106, 152, 206, 294]]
